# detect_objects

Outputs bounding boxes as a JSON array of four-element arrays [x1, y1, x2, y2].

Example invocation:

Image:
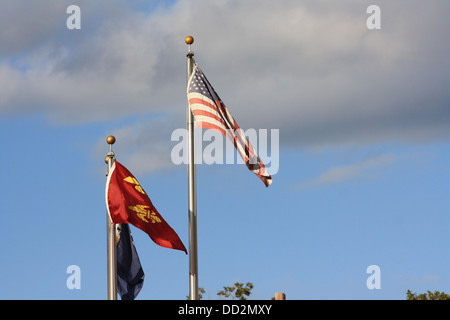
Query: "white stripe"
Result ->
[[193, 114, 228, 131], [188, 92, 215, 106], [188, 92, 238, 130], [105, 160, 116, 224], [189, 102, 223, 122], [188, 92, 226, 123]]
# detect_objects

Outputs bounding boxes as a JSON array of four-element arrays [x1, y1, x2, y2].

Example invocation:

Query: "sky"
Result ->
[[0, 0, 449, 300]]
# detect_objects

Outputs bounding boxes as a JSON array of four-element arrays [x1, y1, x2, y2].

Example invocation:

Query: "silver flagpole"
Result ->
[[185, 36, 199, 300], [106, 135, 117, 300]]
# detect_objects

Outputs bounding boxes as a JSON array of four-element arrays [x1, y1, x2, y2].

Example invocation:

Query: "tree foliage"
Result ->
[[406, 290, 450, 300], [186, 286, 206, 300], [217, 282, 254, 300]]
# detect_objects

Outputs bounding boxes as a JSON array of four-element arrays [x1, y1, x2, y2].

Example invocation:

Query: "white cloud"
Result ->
[[421, 275, 439, 284], [297, 154, 396, 188], [93, 116, 182, 175]]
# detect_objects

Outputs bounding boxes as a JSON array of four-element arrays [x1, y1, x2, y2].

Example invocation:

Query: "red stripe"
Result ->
[[189, 97, 218, 114], [192, 109, 226, 127], [195, 121, 230, 138]]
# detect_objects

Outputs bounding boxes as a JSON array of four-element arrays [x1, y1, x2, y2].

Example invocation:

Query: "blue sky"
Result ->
[[1, 0, 449, 300]]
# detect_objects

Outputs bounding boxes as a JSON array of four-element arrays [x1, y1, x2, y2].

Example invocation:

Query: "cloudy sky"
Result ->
[[1, 0, 449, 299]]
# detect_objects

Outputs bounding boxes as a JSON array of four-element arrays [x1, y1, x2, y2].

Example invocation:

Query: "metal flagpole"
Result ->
[[185, 35, 199, 300], [105, 135, 117, 300]]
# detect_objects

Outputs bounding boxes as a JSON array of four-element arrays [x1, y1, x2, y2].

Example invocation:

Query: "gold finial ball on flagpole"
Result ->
[[106, 135, 116, 145], [185, 35, 194, 45], [105, 156, 110, 164]]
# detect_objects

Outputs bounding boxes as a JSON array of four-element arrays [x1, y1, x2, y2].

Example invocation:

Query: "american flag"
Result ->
[[187, 64, 273, 187]]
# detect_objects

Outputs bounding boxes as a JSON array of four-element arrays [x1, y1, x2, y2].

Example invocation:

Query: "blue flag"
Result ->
[[116, 223, 145, 300]]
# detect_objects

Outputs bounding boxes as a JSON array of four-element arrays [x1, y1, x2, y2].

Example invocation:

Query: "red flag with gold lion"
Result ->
[[106, 161, 187, 254]]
